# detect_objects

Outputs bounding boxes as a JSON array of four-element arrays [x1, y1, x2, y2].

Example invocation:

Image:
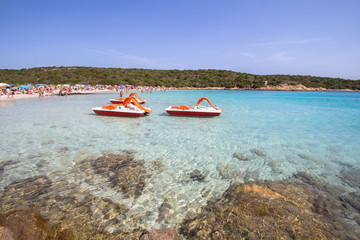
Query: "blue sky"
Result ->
[[1, 0, 359, 79]]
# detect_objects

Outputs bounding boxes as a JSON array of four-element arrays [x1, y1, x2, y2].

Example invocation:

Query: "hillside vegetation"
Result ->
[[0, 67, 359, 90]]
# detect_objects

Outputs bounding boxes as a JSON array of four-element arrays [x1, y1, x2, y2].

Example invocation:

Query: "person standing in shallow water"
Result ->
[[38, 87, 44, 97], [120, 89, 124, 97]]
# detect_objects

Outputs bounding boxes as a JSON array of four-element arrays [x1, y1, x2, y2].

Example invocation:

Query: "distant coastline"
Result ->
[[1, 67, 359, 91], [170, 83, 358, 91]]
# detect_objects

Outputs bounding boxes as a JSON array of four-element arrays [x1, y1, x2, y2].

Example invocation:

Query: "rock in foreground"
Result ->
[[140, 228, 179, 240], [180, 178, 360, 239], [0, 209, 75, 240]]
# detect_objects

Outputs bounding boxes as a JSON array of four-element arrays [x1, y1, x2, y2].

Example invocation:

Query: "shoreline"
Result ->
[[170, 84, 358, 91], [0, 89, 115, 102], [1, 86, 358, 102]]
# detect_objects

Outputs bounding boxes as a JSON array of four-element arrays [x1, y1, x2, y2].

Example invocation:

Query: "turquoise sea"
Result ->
[[0, 90, 360, 237]]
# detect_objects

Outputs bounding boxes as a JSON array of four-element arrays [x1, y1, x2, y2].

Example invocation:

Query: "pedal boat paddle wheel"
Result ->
[[92, 96, 151, 117], [109, 92, 146, 104], [165, 97, 223, 116]]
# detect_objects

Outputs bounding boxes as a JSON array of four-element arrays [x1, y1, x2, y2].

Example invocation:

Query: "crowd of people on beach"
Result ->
[[0, 83, 168, 100], [0, 84, 59, 98]]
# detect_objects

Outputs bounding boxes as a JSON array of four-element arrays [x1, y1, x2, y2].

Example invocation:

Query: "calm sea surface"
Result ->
[[1, 90, 359, 230]]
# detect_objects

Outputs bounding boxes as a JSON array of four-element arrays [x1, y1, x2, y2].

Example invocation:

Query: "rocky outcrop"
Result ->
[[180, 175, 360, 239], [0, 152, 153, 239], [258, 83, 328, 91], [0, 226, 14, 240], [0, 209, 75, 240]]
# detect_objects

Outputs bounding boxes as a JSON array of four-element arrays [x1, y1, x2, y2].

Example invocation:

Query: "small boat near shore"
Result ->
[[165, 97, 223, 116], [93, 97, 151, 117], [109, 92, 146, 104]]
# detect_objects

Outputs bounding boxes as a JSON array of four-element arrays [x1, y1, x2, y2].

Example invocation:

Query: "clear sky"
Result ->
[[1, 0, 359, 79]]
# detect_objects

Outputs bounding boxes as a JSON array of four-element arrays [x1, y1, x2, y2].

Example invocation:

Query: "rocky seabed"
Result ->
[[0, 151, 360, 239]]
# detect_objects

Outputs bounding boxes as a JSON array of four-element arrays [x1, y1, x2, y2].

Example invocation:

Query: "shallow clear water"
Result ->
[[1, 90, 360, 229]]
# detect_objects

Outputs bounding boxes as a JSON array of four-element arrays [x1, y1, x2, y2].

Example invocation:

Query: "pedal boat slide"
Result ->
[[165, 97, 223, 116], [109, 92, 146, 104], [92, 96, 151, 117]]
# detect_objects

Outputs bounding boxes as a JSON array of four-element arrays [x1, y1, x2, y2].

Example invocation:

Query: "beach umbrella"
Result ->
[[0, 83, 9, 87], [19, 85, 28, 89], [70, 83, 76, 86], [9, 84, 17, 87]]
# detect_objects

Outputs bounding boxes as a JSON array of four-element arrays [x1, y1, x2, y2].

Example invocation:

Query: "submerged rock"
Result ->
[[295, 171, 317, 185], [157, 196, 176, 224], [41, 140, 55, 145], [0, 153, 156, 239], [91, 153, 147, 198], [0, 160, 18, 175], [180, 177, 360, 239], [2, 176, 52, 203], [189, 169, 206, 181], [244, 170, 260, 182], [36, 160, 49, 168], [250, 149, 266, 157], [340, 192, 360, 212], [0, 174, 137, 239], [0, 226, 14, 240], [58, 147, 70, 153], [268, 160, 282, 173], [298, 153, 318, 162], [328, 146, 341, 153], [0, 209, 75, 240], [334, 161, 353, 169], [338, 167, 360, 189], [122, 149, 137, 155], [140, 228, 179, 240], [217, 163, 242, 180], [233, 152, 250, 161]]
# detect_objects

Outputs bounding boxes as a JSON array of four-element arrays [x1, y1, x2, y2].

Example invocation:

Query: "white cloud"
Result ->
[[248, 38, 324, 47], [242, 52, 255, 58], [69, 45, 185, 69], [265, 51, 295, 62]]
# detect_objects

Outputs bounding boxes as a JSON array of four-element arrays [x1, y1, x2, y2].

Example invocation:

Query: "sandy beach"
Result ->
[[1, 85, 357, 105], [0, 90, 116, 102], [0, 92, 52, 101]]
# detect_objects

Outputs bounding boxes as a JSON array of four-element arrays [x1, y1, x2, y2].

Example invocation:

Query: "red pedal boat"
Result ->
[[109, 92, 146, 104], [93, 96, 151, 117], [165, 97, 223, 116]]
